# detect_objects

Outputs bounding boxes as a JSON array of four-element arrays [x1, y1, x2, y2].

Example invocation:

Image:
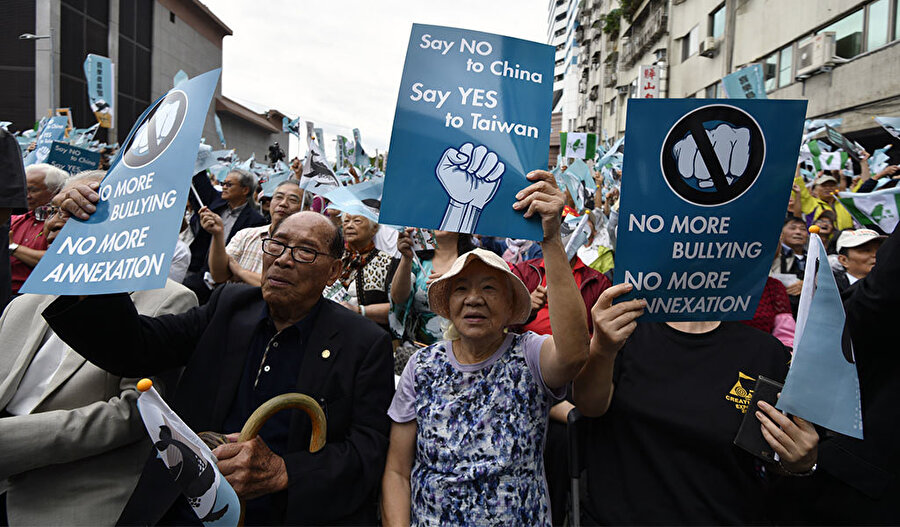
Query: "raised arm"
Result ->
[[391, 229, 415, 305], [513, 170, 590, 389], [572, 284, 645, 417]]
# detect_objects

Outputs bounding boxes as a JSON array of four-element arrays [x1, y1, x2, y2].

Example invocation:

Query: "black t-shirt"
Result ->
[[582, 321, 791, 525]]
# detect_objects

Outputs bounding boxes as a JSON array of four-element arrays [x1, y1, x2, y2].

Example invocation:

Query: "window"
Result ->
[[763, 53, 778, 92], [709, 4, 726, 39], [681, 25, 699, 62], [867, 0, 890, 50], [819, 9, 864, 59], [704, 81, 723, 98], [609, 97, 617, 116], [117, 0, 153, 134], [778, 45, 793, 87], [60, 0, 109, 129]]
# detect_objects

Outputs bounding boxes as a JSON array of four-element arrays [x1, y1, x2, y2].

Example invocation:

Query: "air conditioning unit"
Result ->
[[616, 85, 630, 95], [796, 32, 836, 78], [699, 36, 717, 58]]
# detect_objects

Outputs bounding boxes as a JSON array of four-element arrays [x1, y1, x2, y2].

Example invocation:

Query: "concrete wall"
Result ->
[[216, 112, 288, 164], [34, 0, 60, 118], [667, 0, 727, 98], [151, 1, 222, 146]]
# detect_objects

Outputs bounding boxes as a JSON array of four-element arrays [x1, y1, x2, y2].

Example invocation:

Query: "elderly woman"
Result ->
[[381, 171, 590, 526], [338, 213, 398, 330]]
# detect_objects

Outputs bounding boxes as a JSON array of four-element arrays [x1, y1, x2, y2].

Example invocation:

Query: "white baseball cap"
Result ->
[[836, 229, 887, 252]]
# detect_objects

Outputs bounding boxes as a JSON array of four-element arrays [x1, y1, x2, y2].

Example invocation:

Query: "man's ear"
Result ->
[[837, 254, 849, 268], [328, 258, 343, 283]]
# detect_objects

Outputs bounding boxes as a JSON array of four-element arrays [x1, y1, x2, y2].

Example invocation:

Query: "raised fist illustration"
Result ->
[[436, 143, 505, 232], [673, 123, 751, 189]]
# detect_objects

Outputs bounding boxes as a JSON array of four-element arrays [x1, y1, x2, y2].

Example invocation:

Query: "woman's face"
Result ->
[[448, 261, 513, 342], [342, 214, 377, 247], [815, 217, 834, 235]]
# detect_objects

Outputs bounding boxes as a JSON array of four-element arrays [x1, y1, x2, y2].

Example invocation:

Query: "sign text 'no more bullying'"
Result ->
[[21, 69, 221, 295], [615, 99, 807, 321], [380, 24, 554, 240]]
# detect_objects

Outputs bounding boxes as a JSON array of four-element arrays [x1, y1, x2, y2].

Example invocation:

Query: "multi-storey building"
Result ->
[[3, 0, 287, 161], [563, 0, 900, 152]]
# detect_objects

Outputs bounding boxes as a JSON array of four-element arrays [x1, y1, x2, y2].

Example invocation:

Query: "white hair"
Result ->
[[26, 163, 69, 194]]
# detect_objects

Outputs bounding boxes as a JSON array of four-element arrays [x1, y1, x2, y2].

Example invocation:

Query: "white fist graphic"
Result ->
[[436, 143, 505, 233], [673, 124, 751, 189]]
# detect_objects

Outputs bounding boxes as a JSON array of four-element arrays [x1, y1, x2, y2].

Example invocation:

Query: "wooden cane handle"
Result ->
[[237, 393, 327, 452]]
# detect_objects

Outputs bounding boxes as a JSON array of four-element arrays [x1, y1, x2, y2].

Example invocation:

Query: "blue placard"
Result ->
[[380, 24, 554, 240], [21, 69, 221, 295], [23, 116, 69, 166], [721, 64, 767, 100], [83, 54, 114, 127], [45, 141, 101, 174], [614, 99, 807, 321]]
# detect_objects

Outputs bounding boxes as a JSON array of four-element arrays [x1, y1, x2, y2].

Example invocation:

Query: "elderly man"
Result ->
[[833, 228, 886, 292], [184, 169, 266, 302], [0, 171, 197, 526], [8, 164, 68, 295], [45, 180, 394, 525], [202, 179, 303, 287]]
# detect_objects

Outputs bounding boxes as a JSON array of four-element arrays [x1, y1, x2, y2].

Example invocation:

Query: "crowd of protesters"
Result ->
[[0, 118, 898, 527]]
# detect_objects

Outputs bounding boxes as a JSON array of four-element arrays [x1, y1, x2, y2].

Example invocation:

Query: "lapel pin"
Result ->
[[321, 349, 331, 359]]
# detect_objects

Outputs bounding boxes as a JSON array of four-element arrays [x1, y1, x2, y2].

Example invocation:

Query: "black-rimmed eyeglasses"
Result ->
[[261, 238, 328, 264]]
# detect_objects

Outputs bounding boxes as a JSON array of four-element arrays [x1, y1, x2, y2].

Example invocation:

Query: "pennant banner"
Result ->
[[137, 382, 241, 526], [322, 178, 384, 222], [874, 116, 900, 141], [21, 69, 222, 295], [777, 235, 864, 439]]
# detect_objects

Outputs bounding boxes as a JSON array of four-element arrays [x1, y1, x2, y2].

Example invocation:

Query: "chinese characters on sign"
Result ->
[[638, 65, 660, 98]]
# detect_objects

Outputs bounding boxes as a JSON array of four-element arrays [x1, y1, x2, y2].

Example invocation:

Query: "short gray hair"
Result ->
[[65, 170, 106, 186], [229, 169, 258, 206], [26, 163, 69, 194]]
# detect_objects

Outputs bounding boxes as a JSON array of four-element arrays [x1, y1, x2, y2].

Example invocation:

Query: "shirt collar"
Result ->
[[227, 202, 247, 215], [258, 295, 325, 332]]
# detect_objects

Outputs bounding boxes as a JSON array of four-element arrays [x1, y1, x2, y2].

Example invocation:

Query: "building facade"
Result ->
[[1, 0, 286, 161], [557, 0, 900, 153]]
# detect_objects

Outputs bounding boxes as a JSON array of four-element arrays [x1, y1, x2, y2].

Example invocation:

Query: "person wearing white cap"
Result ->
[[833, 228, 887, 291], [793, 171, 854, 230], [381, 170, 590, 526]]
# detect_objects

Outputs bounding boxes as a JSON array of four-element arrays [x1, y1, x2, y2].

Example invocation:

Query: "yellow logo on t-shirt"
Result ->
[[725, 372, 756, 413]]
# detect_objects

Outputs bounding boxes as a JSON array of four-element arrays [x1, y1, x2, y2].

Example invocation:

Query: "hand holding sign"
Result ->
[[513, 170, 565, 241], [198, 206, 224, 236], [53, 181, 100, 220], [437, 142, 505, 232]]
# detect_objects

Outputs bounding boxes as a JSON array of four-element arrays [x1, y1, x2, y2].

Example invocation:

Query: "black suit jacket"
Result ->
[[809, 227, 900, 521], [44, 284, 394, 525], [187, 172, 266, 273]]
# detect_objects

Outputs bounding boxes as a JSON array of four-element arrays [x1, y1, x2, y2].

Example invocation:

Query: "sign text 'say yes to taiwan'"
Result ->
[[381, 24, 554, 240]]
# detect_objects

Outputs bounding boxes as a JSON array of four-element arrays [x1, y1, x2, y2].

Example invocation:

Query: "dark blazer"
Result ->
[[809, 227, 900, 522], [43, 284, 394, 525], [187, 172, 266, 273]]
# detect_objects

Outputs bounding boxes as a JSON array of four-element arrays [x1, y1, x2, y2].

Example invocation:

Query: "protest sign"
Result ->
[[23, 116, 69, 166], [45, 141, 100, 174], [777, 235, 863, 439], [721, 64, 766, 99], [825, 125, 862, 162], [614, 99, 807, 321], [380, 23, 553, 240], [83, 54, 114, 128], [21, 69, 221, 295], [874, 116, 900, 141]]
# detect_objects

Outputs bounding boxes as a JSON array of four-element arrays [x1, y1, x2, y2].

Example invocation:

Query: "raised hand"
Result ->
[[199, 206, 224, 236], [397, 228, 414, 260], [589, 283, 645, 357], [513, 170, 565, 241]]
